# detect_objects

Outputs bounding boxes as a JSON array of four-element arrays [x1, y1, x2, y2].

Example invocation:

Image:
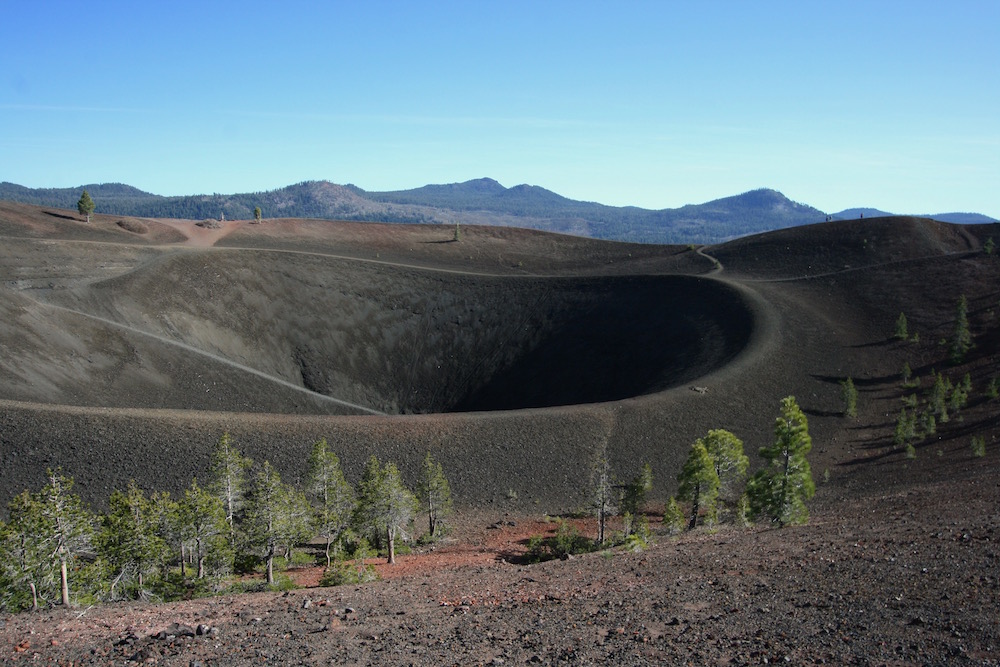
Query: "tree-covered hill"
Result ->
[[1, 180, 993, 244]]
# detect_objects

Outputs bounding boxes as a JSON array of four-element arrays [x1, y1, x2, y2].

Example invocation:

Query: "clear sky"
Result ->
[[2, 1, 997, 216]]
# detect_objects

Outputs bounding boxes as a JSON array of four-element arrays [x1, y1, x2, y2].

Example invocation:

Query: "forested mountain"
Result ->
[[0, 179, 993, 244]]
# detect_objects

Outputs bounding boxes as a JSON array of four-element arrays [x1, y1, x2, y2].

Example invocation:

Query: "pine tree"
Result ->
[[146, 491, 182, 581], [901, 362, 914, 387], [209, 432, 252, 549], [253, 206, 262, 223], [841, 377, 858, 418], [895, 312, 909, 340], [677, 441, 720, 530], [243, 462, 309, 585], [620, 463, 653, 537], [96, 482, 166, 599], [176, 479, 230, 579], [0, 490, 58, 610], [36, 470, 93, 606], [662, 497, 685, 535], [354, 456, 417, 564], [701, 429, 748, 499], [589, 456, 616, 546], [929, 372, 950, 422], [949, 295, 972, 363], [415, 452, 453, 541], [77, 190, 95, 223], [986, 376, 999, 400], [305, 439, 355, 567], [746, 397, 815, 526]]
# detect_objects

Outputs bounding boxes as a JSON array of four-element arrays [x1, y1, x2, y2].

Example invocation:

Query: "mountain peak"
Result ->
[[461, 177, 506, 193]]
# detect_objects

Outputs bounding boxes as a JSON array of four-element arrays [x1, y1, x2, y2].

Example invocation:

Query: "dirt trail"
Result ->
[[153, 218, 245, 247], [34, 299, 386, 416], [695, 245, 723, 274]]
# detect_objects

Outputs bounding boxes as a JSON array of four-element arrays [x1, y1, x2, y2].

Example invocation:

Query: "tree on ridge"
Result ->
[[77, 190, 95, 223]]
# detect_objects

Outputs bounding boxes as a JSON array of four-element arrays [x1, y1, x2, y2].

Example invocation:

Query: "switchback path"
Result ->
[[32, 299, 387, 416]]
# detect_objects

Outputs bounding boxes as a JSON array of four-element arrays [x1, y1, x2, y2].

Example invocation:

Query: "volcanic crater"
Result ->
[[18, 242, 754, 416]]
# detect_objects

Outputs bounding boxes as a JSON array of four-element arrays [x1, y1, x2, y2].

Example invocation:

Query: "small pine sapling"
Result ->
[[901, 362, 917, 388], [662, 497, 685, 535], [895, 312, 909, 340], [986, 376, 999, 400], [949, 295, 972, 363], [841, 377, 858, 418]]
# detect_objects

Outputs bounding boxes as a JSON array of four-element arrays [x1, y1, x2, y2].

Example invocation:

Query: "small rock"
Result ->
[[162, 622, 196, 638], [130, 648, 154, 663], [302, 598, 313, 609]]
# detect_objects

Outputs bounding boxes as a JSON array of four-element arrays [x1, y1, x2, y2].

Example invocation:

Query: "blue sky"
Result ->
[[2, 1, 997, 216]]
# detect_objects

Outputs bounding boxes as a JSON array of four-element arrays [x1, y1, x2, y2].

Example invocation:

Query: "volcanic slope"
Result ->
[[3, 203, 1000, 663], [0, 201, 998, 519]]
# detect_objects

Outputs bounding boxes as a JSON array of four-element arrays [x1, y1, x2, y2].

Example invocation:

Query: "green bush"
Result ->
[[525, 519, 595, 563], [318, 561, 379, 587]]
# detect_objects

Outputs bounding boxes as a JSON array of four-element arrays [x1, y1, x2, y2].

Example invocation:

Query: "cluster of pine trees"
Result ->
[[665, 396, 815, 531], [0, 434, 452, 612]]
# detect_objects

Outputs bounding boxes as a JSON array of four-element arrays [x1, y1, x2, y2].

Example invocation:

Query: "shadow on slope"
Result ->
[[31, 251, 753, 414]]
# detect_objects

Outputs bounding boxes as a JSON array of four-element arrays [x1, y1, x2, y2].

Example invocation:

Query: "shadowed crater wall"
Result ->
[[33, 251, 754, 414]]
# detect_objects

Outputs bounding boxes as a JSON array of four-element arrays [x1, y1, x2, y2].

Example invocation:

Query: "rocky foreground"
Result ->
[[2, 454, 998, 666]]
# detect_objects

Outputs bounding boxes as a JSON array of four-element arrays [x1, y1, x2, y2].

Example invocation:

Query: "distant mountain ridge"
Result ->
[[0, 179, 993, 244]]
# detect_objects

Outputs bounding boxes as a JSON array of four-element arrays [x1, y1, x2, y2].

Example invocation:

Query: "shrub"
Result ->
[[662, 498, 685, 535], [525, 519, 595, 563], [971, 436, 986, 458], [621, 516, 651, 552], [318, 561, 379, 587]]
